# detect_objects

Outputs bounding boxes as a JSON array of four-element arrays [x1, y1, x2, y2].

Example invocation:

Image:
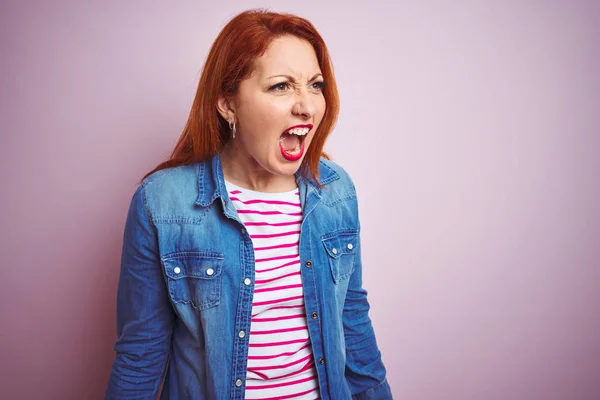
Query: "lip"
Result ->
[[279, 124, 311, 162], [282, 123, 313, 134], [280, 139, 305, 161]]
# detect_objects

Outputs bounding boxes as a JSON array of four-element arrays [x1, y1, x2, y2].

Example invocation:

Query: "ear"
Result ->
[[217, 95, 237, 123]]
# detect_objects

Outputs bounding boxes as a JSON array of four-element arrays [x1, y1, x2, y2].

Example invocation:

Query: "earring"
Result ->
[[228, 120, 236, 139]]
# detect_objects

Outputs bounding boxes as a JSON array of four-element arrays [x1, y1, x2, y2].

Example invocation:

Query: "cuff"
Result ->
[[352, 378, 393, 400]]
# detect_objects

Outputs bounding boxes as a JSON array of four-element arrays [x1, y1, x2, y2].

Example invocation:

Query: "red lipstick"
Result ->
[[279, 124, 313, 162]]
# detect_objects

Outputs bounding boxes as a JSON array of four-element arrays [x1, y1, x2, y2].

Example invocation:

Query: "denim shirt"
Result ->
[[106, 154, 392, 400]]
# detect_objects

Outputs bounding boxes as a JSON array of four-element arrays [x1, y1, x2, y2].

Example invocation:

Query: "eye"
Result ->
[[311, 81, 327, 91], [269, 82, 290, 92]]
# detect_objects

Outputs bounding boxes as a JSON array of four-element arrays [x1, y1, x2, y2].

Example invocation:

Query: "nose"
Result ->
[[292, 90, 316, 119]]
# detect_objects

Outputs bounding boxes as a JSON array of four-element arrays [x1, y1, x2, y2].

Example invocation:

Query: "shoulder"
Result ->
[[141, 162, 201, 193], [136, 162, 204, 216], [319, 158, 356, 189], [317, 158, 358, 204]]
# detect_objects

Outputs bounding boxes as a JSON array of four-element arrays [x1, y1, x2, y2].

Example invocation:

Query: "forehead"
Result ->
[[252, 35, 321, 78]]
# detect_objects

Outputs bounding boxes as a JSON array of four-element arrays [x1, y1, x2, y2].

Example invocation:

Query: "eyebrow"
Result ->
[[267, 73, 323, 81]]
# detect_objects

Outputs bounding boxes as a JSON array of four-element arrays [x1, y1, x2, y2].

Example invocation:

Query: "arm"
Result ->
[[343, 227, 393, 400], [105, 184, 174, 400]]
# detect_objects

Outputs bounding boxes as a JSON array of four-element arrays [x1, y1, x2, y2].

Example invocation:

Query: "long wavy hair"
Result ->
[[143, 9, 340, 183]]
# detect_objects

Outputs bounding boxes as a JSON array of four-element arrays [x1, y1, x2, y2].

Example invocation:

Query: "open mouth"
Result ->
[[279, 125, 311, 161]]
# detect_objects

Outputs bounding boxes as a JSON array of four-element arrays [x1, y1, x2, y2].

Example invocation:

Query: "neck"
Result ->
[[219, 145, 297, 193]]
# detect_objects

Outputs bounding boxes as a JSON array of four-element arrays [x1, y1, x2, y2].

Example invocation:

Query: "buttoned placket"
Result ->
[[219, 186, 255, 399], [297, 179, 329, 399]]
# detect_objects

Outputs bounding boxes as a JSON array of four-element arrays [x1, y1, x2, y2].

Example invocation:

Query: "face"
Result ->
[[219, 35, 326, 178]]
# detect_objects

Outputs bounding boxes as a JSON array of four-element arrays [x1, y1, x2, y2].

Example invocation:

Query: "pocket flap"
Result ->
[[321, 230, 359, 259], [161, 252, 224, 280]]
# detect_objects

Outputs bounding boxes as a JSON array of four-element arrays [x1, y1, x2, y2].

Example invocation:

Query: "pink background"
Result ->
[[1, 1, 599, 399]]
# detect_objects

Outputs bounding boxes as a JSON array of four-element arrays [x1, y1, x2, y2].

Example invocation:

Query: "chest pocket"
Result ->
[[321, 230, 359, 284], [161, 252, 224, 310]]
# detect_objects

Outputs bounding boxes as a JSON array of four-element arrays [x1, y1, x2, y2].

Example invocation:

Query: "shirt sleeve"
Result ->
[[343, 189, 394, 399], [105, 184, 174, 400]]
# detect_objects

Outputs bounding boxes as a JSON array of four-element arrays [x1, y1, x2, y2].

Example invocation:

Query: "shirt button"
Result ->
[[235, 378, 243, 387], [347, 243, 353, 250], [319, 358, 325, 364], [173, 267, 181, 274], [332, 248, 338, 255], [238, 330, 246, 338], [311, 312, 318, 319], [244, 278, 251, 286], [241, 227, 247, 235], [305, 260, 312, 268], [206, 268, 215, 276]]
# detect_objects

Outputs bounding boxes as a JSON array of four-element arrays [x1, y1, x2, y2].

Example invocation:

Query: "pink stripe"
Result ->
[[230, 197, 301, 207], [244, 220, 302, 227], [249, 370, 268, 380], [245, 387, 318, 400], [252, 295, 304, 307], [254, 242, 298, 251], [252, 313, 305, 322], [255, 254, 298, 263], [229, 190, 242, 195], [250, 354, 313, 371], [252, 304, 304, 317], [262, 360, 315, 380], [247, 344, 310, 360], [253, 283, 303, 294], [251, 230, 301, 239], [255, 260, 300, 273], [248, 338, 308, 347], [251, 326, 307, 335], [245, 375, 315, 390], [238, 210, 303, 216], [255, 271, 300, 284]]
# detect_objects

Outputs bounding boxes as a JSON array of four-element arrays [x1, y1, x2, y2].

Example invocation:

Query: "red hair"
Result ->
[[143, 9, 340, 182]]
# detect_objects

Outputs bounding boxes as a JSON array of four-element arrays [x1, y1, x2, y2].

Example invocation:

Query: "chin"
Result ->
[[275, 162, 302, 176], [269, 157, 305, 176]]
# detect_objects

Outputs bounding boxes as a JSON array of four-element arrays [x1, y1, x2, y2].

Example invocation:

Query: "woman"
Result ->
[[106, 9, 392, 400]]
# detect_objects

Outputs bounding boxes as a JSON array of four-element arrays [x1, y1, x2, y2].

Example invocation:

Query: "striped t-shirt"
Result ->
[[225, 180, 320, 400]]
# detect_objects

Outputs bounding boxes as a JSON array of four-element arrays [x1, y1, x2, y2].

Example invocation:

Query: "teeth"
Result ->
[[287, 144, 301, 155], [285, 127, 309, 136]]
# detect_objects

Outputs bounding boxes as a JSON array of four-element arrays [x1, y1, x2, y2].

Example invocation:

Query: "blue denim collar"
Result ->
[[195, 153, 339, 207]]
